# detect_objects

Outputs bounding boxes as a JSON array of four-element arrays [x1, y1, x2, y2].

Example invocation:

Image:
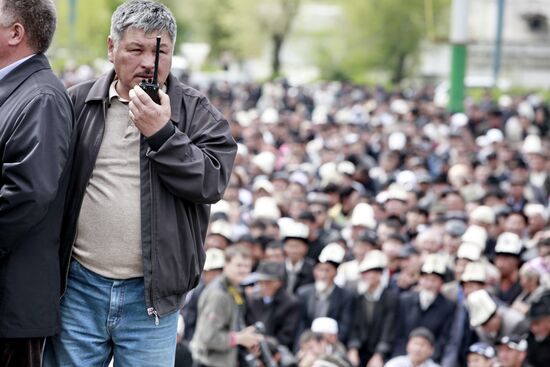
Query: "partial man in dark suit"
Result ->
[[348, 250, 399, 367], [392, 254, 457, 364], [296, 243, 355, 345], [526, 291, 550, 367], [281, 220, 315, 294], [0, 1, 74, 366], [246, 261, 301, 350]]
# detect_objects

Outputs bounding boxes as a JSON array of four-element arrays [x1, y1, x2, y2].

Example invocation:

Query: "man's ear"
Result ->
[[107, 36, 115, 63], [7, 23, 25, 47]]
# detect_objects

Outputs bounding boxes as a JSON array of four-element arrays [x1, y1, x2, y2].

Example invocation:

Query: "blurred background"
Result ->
[[50, 0, 550, 101]]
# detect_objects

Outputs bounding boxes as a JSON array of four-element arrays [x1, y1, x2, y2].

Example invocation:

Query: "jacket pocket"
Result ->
[[155, 198, 204, 297]]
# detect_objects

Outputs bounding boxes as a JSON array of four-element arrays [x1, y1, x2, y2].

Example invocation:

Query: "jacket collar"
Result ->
[[0, 54, 50, 107], [85, 69, 182, 122]]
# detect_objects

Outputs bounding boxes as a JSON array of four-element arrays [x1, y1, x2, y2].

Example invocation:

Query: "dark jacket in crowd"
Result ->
[[60, 70, 237, 317], [246, 286, 301, 349], [392, 291, 456, 363], [296, 283, 355, 344], [527, 333, 550, 367], [348, 287, 399, 365], [285, 258, 315, 294], [495, 279, 523, 306], [181, 281, 206, 341], [0, 54, 74, 337]]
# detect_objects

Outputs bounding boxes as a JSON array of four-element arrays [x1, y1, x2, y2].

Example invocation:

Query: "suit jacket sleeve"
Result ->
[[347, 294, 365, 350], [433, 301, 457, 363], [145, 96, 237, 204], [276, 296, 301, 348], [392, 292, 411, 357], [336, 288, 356, 344], [376, 289, 399, 358], [0, 92, 73, 256]]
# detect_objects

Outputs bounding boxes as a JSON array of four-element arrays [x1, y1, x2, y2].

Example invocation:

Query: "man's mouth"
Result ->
[[137, 74, 154, 80]]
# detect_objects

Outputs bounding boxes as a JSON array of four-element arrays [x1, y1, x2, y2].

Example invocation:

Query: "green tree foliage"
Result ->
[[318, 0, 450, 83], [255, 0, 301, 77], [181, 0, 300, 78], [50, 0, 448, 84], [51, 0, 190, 69], [52, 0, 118, 66]]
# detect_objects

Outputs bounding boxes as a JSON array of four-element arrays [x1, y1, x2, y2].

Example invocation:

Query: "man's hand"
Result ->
[[367, 353, 384, 367], [235, 326, 262, 349], [128, 86, 171, 137], [347, 348, 360, 366]]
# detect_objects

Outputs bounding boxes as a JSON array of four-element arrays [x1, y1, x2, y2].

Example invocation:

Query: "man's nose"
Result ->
[[141, 52, 156, 71]]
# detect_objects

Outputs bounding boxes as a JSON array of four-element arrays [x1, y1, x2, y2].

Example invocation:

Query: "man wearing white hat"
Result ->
[[310, 317, 348, 358], [205, 220, 234, 250], [442, 242, 483, 303], [296, 243, 355, 345], [465, 289, 528, 347], [494, 232, 523, 305], [393, 254, 456, 364], [281, 220, 315, 294], [336, 230, 379, 291], [348, 250, 399, 367], [461, 262, 488, 298], [468, 205, 497, 256]]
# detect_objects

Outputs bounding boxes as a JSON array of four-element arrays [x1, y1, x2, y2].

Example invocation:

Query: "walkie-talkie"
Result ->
[[139, 36, 161, 104]]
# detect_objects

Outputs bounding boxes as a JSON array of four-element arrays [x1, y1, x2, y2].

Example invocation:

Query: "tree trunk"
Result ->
[[391, 52, 407, 85], [271, 34, 284, 79]]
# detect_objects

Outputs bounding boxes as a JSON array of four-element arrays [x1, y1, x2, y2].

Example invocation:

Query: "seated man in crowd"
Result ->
[[296, 243, 355, 345], [282, 221, 316, 294], [392, 254, 456, 363], [246, 260, 301, 350], [347, 250, 398, 367], [466, 289, 529, 347]]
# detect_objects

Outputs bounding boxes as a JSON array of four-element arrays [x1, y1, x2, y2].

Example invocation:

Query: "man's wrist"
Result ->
[[229, 331, 238, 347], [145, 121, 175, 150]]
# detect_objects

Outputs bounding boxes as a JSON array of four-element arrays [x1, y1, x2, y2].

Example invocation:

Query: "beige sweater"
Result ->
[[73, 81, 143, 279]]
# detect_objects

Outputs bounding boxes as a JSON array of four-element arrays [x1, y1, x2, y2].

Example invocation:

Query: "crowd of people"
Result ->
[[8, 0, 548, 366], [173, 79, 550, 367]]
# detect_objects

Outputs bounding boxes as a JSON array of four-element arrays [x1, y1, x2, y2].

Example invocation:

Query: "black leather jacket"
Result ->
[[0, 54, 74, 337], [60, 70, 237, 317]]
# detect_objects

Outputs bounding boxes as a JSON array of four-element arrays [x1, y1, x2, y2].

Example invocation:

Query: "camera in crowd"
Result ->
[[240, 322, 277, 367]]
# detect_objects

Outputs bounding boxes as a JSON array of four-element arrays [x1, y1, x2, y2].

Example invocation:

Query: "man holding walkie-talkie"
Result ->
[[42, 1, 237, 366]]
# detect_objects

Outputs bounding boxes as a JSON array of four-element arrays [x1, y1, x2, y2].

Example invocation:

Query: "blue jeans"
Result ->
[[43, 260, 178, 367]]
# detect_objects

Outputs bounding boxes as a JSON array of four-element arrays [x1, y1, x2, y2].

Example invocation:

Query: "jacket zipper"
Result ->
[[146, 158, 160, 325], [147, 307, 160, 325]]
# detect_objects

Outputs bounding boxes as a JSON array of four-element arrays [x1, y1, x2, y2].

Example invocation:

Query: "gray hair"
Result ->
[[0, 0, 56, 53], [110, 0, 176, 46]]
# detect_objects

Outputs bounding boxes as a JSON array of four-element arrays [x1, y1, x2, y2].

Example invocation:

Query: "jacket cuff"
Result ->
[[375, 342, 391, 356], [146, 121, 175, 151], [348, 340, 361, 349]]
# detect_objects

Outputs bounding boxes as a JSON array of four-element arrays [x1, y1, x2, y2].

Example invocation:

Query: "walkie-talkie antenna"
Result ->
[[139, 35, 161, 104], [152, 36, 161, 85]]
